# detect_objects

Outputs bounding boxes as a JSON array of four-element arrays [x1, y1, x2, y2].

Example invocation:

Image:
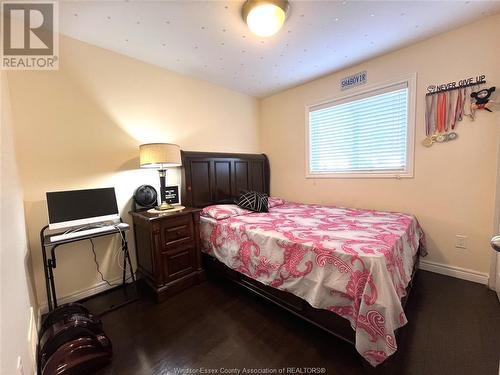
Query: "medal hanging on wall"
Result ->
[[422, 94, 436, 147], [422, 84, 480, 147]]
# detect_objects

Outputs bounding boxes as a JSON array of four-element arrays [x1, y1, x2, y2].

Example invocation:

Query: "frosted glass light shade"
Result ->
[[139, 143, 181, 169], [242, 0, 289, 37]]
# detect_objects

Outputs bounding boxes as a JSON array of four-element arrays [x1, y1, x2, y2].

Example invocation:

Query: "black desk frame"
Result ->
[[40, 222, 135, 312]]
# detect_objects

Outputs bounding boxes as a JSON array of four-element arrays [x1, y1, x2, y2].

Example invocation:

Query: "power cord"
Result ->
[[89, 238, 115, 287], [88, 223, 134, 287]]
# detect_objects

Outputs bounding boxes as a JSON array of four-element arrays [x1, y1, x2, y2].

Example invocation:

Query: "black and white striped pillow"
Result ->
[[236, 191, 269, 213]]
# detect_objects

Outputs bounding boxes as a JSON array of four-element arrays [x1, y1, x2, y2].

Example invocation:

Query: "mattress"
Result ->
[[199, 201, 425, 366]]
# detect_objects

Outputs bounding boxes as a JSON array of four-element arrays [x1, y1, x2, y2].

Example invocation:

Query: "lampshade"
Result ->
[[139, 143, 181, 169]]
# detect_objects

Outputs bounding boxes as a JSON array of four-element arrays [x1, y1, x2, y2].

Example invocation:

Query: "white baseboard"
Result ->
[[419, 259, 489, 285], [39, 274, 133, 314]]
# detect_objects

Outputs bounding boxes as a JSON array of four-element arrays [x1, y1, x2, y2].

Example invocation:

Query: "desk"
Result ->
[[40, 223, 135, 312]]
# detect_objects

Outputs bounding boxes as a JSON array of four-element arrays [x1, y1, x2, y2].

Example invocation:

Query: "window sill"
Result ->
[[306, 172, 413, 179]]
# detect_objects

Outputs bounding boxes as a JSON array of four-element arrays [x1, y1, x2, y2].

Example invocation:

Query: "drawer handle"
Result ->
[[165, 234, 190, 246]]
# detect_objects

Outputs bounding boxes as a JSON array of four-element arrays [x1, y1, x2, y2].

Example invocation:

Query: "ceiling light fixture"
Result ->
[[242, 0, 290, 37]]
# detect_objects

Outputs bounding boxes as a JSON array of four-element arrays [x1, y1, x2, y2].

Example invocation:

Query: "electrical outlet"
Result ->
[[455, 235, 467, 249]]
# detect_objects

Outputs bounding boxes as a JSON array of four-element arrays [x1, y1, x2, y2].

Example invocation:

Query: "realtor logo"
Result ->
[[1, 1, 59, 70]]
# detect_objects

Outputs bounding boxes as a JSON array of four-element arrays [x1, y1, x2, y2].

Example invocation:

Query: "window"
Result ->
[[306, 75, 416, 178]]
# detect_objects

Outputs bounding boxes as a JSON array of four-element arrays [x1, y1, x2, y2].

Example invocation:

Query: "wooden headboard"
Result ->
[[181, 151, 270, 208]]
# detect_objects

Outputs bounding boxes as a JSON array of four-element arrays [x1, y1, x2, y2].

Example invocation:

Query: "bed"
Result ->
[[181, 151, 425, 367]]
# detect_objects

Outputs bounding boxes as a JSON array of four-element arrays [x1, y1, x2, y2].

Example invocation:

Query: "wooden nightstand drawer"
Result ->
[[161, 216, 194, 249], [162, 245, 196, 281]]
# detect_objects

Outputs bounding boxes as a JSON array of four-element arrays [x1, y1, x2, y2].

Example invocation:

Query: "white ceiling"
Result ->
[[59, 1, 500, 98]]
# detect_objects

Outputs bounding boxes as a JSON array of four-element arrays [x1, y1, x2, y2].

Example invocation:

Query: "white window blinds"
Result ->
[[308, 81, 410, 176]]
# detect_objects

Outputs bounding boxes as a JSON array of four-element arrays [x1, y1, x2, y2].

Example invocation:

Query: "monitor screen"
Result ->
[[46, 187, 119, 229]]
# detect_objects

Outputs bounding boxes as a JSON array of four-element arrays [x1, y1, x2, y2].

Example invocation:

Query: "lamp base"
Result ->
[[156, 201, 175, 211]]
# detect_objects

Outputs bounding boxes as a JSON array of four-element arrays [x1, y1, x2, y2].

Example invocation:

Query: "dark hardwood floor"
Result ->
[[93, 271, 499, 375]]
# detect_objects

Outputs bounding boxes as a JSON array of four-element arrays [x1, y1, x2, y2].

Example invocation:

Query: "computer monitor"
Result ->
[[46, 187, 119, 230]]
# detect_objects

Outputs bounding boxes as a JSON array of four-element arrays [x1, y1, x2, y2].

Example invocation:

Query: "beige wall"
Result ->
[[6, 14, 500, 312], [260, 14, 500, 275], [7, 35, 259, 308], [1, 72, 37, 374]]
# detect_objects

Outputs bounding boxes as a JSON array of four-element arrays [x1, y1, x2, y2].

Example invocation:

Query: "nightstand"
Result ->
[[130, 207, 206, 302]]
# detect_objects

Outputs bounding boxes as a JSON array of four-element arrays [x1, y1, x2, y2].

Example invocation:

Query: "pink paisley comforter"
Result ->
[[199, 201, 425, 366]]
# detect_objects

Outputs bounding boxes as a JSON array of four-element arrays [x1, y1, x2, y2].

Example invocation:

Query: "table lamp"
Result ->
[[139, 143, 181, 210]]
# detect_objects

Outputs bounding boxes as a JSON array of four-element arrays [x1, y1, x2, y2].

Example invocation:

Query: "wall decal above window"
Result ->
[[340, 71, 367, 91]]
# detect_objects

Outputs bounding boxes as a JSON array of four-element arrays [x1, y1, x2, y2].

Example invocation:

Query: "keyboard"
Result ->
[[50, 223, 129, 243]]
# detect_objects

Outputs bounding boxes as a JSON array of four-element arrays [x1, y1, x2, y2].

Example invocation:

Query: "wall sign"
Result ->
[[426, 75, 486, 94], [164, 185, 180, 205], [341, 71, 367, 91]]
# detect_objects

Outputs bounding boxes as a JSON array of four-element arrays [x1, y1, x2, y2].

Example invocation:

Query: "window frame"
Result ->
[[305, 73, 417, 179]]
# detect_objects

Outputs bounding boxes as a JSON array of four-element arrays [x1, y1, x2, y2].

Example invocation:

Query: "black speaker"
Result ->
[[132, 185, 158, 211]]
